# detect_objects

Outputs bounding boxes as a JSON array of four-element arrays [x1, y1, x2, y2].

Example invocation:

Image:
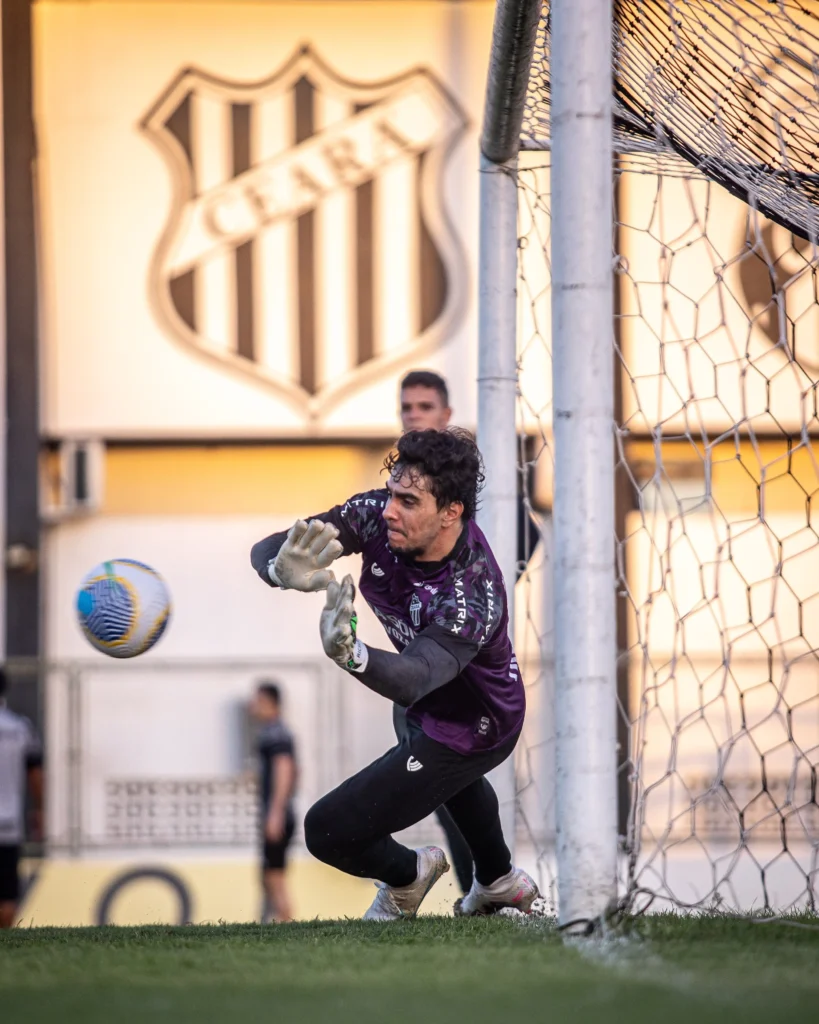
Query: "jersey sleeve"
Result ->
[[423, 568, 505, 671], [259, 727, 295, 760], [250, 489, 387, 585]]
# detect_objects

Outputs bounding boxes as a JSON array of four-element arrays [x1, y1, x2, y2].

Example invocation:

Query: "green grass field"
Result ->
[[2, 915, 818, 1024]]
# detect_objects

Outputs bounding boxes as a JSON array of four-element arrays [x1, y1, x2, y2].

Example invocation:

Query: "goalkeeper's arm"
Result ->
[[320, 576, 480, 706], [349, 636, 473, 707]]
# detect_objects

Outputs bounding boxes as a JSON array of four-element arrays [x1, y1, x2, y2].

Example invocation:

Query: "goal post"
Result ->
[[549, 0, 618, 929], [479, 0, 619, 926], [477, 0, 542, 860]]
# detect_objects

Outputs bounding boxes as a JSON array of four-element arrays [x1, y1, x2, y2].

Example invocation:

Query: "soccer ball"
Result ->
[[76, 559, 172, 658]]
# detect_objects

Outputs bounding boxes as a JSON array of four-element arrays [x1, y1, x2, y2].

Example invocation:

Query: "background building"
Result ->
[[4, 0, 502, 924]]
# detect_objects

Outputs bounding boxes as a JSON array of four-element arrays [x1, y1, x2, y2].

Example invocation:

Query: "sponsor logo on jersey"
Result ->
[[483, 579, 495, 642], [406, 756, 423, 772], [342, 496, 386, 517], [371, 563, 385, 577], [373, 606, 416, 647], [450, 574, 467, 634]]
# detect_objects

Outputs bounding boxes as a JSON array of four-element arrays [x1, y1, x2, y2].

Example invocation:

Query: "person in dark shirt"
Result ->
[[396, 370, 473, 895], [250, 681, 297, 923], [250, 429, 539, 920]]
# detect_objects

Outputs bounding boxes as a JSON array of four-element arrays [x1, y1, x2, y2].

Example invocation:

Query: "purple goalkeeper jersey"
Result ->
[[254, 489, 525, 755]]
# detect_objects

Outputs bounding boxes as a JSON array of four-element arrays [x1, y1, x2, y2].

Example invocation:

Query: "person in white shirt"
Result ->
[[0, 668, 43, 928]]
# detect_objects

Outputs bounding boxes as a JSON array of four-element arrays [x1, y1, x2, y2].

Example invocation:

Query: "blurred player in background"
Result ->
[[401, 369, 540, 574], [0, 668, 43, 929], [251, 681, 297, 923], [399, 369, 452, 432], [251, 429, 539, 920], [396, 370, 474, 896]]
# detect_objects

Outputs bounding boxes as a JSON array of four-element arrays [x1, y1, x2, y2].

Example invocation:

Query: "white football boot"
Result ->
[[454, 866, 540, 916], [363, 846, 450, 921]]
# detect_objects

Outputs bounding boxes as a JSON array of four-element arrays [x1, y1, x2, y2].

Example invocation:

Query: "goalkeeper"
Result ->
[[250, 428, 538, 920]]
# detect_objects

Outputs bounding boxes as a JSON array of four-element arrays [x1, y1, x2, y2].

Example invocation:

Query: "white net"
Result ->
[[513, 0, 819, 914]]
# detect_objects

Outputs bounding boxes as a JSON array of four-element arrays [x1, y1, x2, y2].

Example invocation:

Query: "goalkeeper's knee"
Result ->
[[304, 797, 344, 866]]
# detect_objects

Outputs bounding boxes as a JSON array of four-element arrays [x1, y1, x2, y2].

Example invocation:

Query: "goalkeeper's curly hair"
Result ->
[[383, 428, 485, 521]]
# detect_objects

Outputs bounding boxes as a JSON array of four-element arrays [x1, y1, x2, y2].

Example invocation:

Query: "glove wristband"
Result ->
[[345, 640, 369, 674], [267, 560, 289, 589]]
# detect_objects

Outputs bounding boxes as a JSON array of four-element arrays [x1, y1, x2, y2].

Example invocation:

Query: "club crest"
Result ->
[[142, 46, 469, 420]]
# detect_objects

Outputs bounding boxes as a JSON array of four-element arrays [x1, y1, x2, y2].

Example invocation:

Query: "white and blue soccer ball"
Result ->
[[76, 559, 172, 658]]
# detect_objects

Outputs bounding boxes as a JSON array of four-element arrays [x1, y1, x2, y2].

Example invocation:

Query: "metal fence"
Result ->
[[5, 656, 433, 854]]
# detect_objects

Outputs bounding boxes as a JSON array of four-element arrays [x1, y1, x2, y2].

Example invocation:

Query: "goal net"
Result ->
[[513, 0, 819, 915]]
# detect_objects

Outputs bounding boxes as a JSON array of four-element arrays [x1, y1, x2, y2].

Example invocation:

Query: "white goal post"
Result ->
[[478, 0, 618, 927], [477, 0, 543, 871], [548, 0, 618, 929]]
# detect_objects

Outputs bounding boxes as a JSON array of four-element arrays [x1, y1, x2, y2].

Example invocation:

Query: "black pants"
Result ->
[[0, 845, 20, 902], [304, 719, 517, 889], [261, 809, 296, 871], [393, 705, 474, 893]]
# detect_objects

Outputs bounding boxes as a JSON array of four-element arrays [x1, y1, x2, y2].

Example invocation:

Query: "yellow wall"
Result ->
[[626, 438, 819, 514], [18, 854, 463, 927], [102, 444, 391, 515], [92, 436, 814, 520]]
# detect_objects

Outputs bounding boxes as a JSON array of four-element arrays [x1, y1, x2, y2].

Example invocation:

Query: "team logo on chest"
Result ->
[[409, 593, 423, 629], [142, 46, 468, 421]]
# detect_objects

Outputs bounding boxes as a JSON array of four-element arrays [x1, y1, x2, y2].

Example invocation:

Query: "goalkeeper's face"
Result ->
[[383, 469, 462, 559]]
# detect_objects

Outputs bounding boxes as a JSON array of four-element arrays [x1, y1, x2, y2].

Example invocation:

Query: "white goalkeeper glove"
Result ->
[[269, 519, 343, 592], [320, 574, 368, 673]]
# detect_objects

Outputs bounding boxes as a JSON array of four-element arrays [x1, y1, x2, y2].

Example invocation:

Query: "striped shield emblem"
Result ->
[[142, 46, 469, 420]]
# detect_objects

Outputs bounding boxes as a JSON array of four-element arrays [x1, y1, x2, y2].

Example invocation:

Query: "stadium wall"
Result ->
[[34, 0, 496, 439], [20, 0, 501, 922]]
